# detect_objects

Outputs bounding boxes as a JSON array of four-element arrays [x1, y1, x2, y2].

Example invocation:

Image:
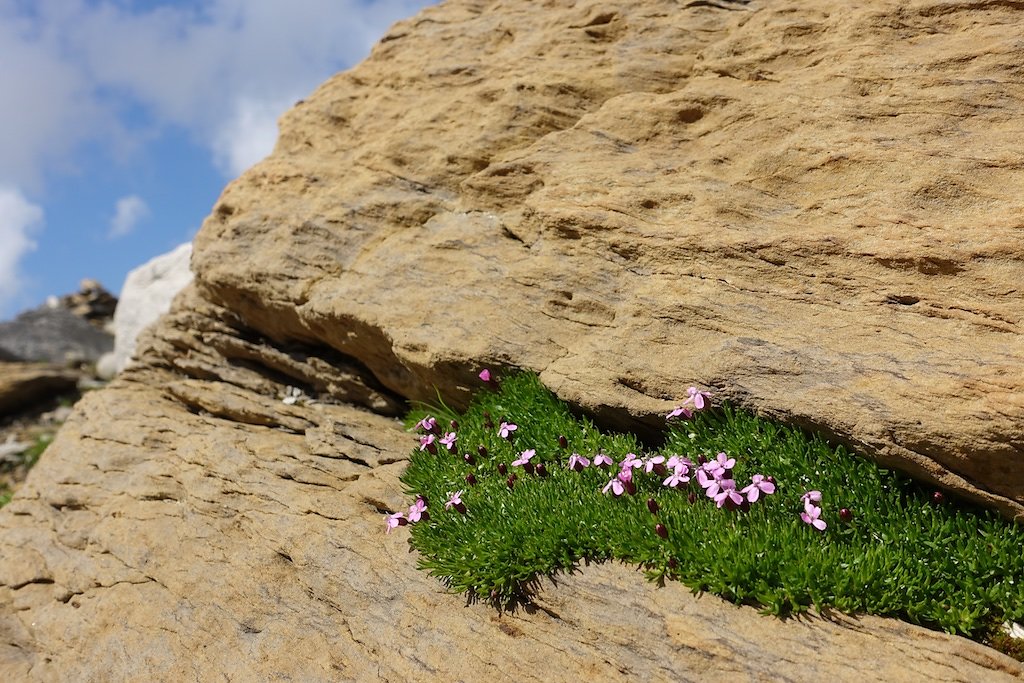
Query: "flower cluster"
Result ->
[[593, 446, 775, 515], [392, 378, 828, 534]]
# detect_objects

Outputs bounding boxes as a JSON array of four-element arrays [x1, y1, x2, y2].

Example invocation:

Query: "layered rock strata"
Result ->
[[2, 0, 1024, 679], [196, 0, 1024, 519]]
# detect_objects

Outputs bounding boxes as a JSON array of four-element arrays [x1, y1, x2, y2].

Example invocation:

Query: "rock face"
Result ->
[[1, 291, 1022, 681], [98, 242, 193, 377], [0, 363, 78, 416], [196, 0, 1024, 519], [2, 0, 1024, 679], [56, 279, 118, 328]]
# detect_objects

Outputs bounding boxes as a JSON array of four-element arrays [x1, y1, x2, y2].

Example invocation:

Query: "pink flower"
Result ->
[[593, 453, 614, 469], [385, 512, 407, 533], [663, 464, 690, 489], [415, 416, 438, 433], [498, 421, 518, 439], [407, 498, 428, 523], [512, 449, 536, 467], [439, 432, 458, 452], [708, 452, 735, 477], [604, 469, 636, 496], [666, 406, 693, 420], [741, 474, 776, 502], [567, 453, 590, 471], [801, 490, 822, 506], [603, 477, 625, 496], [697, 467, 718, 489], [444, 490, 466, 514], [666, 455, 693, 471], [479, 369, 492, 382], [704, 475, 728, 499], [682, 386, 712, 410], [713, 480, 744, 508], [419, 434, 437, 453], [801, 504, 827, 531], [620, 453, 643, 472], [644, 455, 666, 474]]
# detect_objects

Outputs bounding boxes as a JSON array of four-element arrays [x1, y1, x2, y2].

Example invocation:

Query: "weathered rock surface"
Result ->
[[0, 363, 78, 416], [0, 290, 1020, 681], [98, 242, 193, 378], [195, 0, 1024, 519], [2, 0, 1024, 679]]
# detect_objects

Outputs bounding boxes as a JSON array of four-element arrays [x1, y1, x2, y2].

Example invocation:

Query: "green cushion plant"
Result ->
[[394, 371, 1024, 651]]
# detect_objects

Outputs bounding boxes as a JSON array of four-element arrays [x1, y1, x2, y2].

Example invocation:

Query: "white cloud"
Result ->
[[211, 96, 295, 177], [0, 8, 103, 190], [109, 194, 150, 239], [0, 187, 44, 311], [0, 0, 436, 185]]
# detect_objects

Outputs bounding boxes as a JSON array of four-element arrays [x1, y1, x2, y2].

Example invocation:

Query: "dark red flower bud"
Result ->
[[697, 454, 707, 465], [655, 523, 668, 539], [523, 462, 535, 475], [397, 516, 409, 527], [558, 435, 568, 449], [419, 511, 430, 522], [506, 474, 517, 490], [478, 445, 488, 457], [667, 558, 678, 570], [465, 473, 478, 485], [455, 502, 467, 515], [536, 463, 548, 477], [647, 498, 659, 515], [426, 443, 437, 455], [625, 480, 637, 496], [497, 462, 507, 475], [450, 419, 459, 431], [652, 463, 667, 477], [463, 453, 475, 465], [839, 507, 853, 522]]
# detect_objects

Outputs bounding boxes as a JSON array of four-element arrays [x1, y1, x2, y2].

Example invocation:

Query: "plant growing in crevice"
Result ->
[[389, 370, 1024, 657]]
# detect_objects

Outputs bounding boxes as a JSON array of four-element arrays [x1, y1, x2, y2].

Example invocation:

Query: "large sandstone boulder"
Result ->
[[196, 0, 1024, 519], [2, 0, 1023, 679], [2, 290, 1022, 681]]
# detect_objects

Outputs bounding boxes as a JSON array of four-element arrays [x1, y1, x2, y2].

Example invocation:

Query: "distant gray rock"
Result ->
[[0, 307, 113, 365], [98, 243, 192, 378]]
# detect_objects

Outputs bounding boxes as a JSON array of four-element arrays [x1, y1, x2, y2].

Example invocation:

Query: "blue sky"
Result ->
[[0, 0, 435, 319]]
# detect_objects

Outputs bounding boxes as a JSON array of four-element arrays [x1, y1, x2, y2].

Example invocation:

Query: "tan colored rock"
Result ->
[[193, 0, 1024, 520], [0, 363, 78, 416], [2, 0, 1024, 680], [0, 290, 1020, 680]]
